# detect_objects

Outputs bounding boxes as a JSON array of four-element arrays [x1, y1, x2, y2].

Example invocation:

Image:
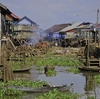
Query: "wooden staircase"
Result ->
[[88, 58, 100, 66]]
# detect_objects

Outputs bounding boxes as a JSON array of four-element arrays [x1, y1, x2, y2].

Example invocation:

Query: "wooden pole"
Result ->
[[95, 9, 99, 43], [2, 41, 13, 82], [0, 8, 2, 65], [96, 9, 99, 31]]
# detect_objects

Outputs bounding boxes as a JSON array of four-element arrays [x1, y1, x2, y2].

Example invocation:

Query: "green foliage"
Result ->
[[7, 80, 47, 87], [32, 56, 82, 74], [9, 54, 83, 71], [36, 66, 44, 71], [35, 89, 81, 99], [94, 75, 100, 85], [0, 96, 22, 99], [87, 96, 95, 99], [0, 81, 6, 88], [45, 70, 57, 77], [67, 67, 80, 74], [33, 56, 83, 67], [0, 88, 23, 96], [0, 80, 48, 98], [9, 57, 34, 70]]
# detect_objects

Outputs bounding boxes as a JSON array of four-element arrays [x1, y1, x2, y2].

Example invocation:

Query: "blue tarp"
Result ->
[[53, 33, 65, 39]]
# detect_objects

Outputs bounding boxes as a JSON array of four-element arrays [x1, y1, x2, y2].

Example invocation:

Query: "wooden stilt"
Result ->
[[3, 63, 13, 82], [1, 40, 14, 82]]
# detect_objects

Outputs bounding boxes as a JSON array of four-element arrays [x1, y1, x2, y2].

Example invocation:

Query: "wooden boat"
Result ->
[[13, 67, 31, 73], [9, 82, 74, 93], [79, 66, 100, 72]]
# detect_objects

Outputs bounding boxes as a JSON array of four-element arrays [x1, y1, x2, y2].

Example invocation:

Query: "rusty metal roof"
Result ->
[[45, 23, 71, 33], [11, 13, 20, 20]]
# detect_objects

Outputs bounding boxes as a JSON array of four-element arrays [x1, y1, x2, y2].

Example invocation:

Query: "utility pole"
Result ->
[[97, 9, 99, 28], [0, 7, 1, 64], [95, 9, 99, 43]]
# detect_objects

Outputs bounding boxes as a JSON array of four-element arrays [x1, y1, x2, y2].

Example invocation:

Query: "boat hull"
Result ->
[[8, 83, 73, 93], [13, 67, 31, 73]]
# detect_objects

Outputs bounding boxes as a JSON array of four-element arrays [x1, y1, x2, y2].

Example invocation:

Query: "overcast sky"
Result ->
[[1, 0, 100, 30]]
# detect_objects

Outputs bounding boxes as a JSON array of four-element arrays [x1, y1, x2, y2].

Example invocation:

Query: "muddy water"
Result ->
[[13, 66, 100, 99]]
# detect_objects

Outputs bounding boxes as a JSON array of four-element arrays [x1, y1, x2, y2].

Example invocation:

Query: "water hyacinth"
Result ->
[[35, 89, 81, 99], [94, 75, 100, 85], [34, 56, 83, 67], [7, 80, 48, 87]]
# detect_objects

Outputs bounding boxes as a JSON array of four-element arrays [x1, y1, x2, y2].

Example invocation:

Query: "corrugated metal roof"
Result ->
[[0, 3, 11, 14], [0, 3, 7, 10], [60, 22, 82, 32], [76, 24, 93, 29]]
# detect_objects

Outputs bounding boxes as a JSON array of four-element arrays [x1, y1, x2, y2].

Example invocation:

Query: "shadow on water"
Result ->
[[12, 66, 100, 99]]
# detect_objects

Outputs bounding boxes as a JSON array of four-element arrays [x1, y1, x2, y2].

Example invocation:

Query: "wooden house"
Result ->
[[60, 22, 83, 38], [0, 3, 21, 81], [59, 22, 92, 47], [45, 23, 71, 41], [45, 23, 71, 46], [5, 13, 20, 35], [75, 23, 93, 39], [45, 23, 71, 33], [14, 16, 39, 39], [0, 2, 12, 53], [0, 3, 11, 35], [0, 2, 20, 51]]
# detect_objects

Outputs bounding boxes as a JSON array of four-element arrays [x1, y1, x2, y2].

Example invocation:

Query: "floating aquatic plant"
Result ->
[[94, 74, 100, 85], [67, 67, 80, 74], [7, 80, 48, 87], [35, 89, 81, 99]]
